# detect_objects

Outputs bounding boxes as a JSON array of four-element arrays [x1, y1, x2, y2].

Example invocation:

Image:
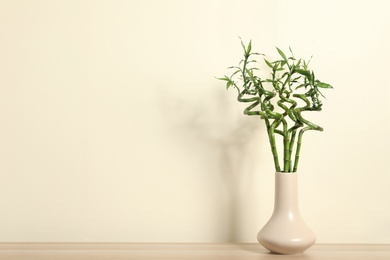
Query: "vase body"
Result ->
[[257, 172, 316, 254]]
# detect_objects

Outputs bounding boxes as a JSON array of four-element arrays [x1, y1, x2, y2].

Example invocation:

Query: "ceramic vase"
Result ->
[[257, 172, 316, 254]]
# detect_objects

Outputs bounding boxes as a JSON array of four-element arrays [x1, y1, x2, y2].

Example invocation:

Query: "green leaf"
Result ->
[[240, 37, 246, 52], [295, 69, 311, 78], [228, 69, 240, 79], [309, 71, 315, 84], [303, 60, 308, 70], [296, 83, 308, 89], [247, 69, 253, 78], [281, 72, 289, 78], [223, 81, 231, 89], [303, 56, 313, 69], [264, 59, 274, 68], [276, 47, 287, 61], [247, 40, 252, 54], [291, 76, 301, 82], [317, 88, 326, 98], [216, 75, 234, 89], [239, 38, 252, 57], [217, 76, 230, 81], [316, 80, 333, 89]]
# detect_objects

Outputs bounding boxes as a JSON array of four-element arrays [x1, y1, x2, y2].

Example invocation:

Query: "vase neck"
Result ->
[[273, 172, 299, 213]]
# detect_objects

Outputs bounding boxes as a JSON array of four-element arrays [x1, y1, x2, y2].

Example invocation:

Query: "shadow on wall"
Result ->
[[160, 85, 268, 241]]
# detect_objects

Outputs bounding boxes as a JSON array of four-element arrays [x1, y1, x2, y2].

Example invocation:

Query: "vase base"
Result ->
[[258, 236, 315, 255]]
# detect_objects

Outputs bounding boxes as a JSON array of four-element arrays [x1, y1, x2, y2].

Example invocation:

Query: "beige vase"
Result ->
[[257, 172, 316, 254]]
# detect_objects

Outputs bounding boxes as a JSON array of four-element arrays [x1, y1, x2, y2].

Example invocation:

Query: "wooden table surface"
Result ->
[[1, 243, 389, 260]]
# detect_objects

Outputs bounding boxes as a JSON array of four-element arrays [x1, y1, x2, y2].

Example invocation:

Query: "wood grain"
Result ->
[[0, 243, 389, 259]]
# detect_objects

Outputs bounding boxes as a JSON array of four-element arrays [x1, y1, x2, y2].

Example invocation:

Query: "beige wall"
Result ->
[[0, 0, 389, 243]]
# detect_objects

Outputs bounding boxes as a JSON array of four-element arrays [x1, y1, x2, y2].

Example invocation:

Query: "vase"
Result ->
[[257, 172, 316, 254]]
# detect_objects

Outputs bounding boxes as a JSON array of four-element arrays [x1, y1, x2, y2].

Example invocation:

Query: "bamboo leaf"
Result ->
[[217, 76, 235, 90], [264, 59, 273, 68], [317, 88, 326, 98], [295, 58, 302, 67], [291, 76, 301, 82], [296, 83, 308, 89], [226, 81, 233, 89], [240, 37, 246, 52], [247, 69, 253, 79], [289, 46, 294, 57], [247, 40, 252, 54], [217, 76, 230, 81], [303, 60, 308, 70], [281, 72, 289, 78], [276, 47, 287, 61], [295, 69, 311, 78], [231, 69, 241, 77], [316, 80, 333, 89]]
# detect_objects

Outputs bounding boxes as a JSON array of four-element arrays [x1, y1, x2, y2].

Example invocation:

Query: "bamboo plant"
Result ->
[[218, 40, 333, 172]]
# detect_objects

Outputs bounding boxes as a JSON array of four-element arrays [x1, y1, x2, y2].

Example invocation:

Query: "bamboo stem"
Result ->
[[288, 130, 297, 172], [268, 126, 281, 172], [293, 126, 310, 172]]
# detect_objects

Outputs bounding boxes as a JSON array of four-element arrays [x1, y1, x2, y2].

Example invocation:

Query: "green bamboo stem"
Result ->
[[288, 121, 303, 172], [237, 85, 282, 172], [293, 127, 306, 172], [270, 112, 289, 172], [237, 89, 267, 118], [293, 94, 323, 131], [268, 127, 281, 172], [283, 128, 291, 172], [288, 130, 297, 172], [293, 125, 319, 172], [280, 92, 297, 119], [277, 95, 298, 172], [292, 94, 324, 172], [259, 91, 282, 172]]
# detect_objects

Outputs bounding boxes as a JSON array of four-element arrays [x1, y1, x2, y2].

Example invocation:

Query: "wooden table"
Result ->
[[1, 243, 389, 259]]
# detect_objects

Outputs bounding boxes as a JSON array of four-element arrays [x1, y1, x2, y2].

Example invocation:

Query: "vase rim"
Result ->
[[275, 171, 298, 175]]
